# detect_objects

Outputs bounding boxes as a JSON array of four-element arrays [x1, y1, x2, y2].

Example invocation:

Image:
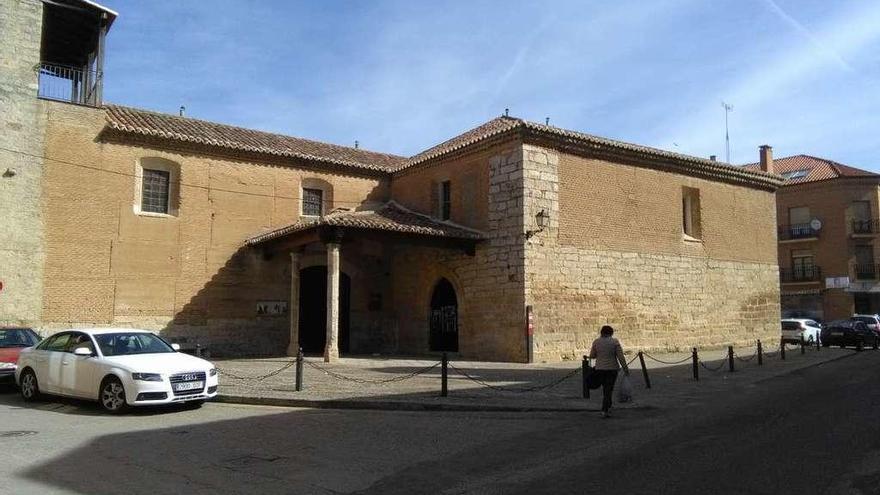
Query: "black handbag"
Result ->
[[586, 368, 603, 390]]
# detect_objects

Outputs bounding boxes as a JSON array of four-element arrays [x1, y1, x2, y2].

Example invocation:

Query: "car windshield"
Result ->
[[0, 328, 40, 348], [94, 333, 175, 356], [781, 321, 801, 330], [851, 317, 876, 324]]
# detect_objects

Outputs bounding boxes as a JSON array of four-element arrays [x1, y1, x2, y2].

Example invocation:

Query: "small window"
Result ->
[[135, 157, 179, 217], [440, 181, 451, 221], [302, 188, 324, 216], [681, 187, 701, 239], [780, 169, 809, 180], [141, 169, 170, 214]]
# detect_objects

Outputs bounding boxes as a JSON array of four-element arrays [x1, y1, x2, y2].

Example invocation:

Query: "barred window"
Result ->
[[141, 169, 170, 214], [303, 188, 323, 216]]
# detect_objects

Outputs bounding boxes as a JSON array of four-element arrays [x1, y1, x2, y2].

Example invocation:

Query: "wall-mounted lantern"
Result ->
[[525, 209, 549, 239]]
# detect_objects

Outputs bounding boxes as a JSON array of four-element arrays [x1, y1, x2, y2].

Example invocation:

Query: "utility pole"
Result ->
[[722, 101, 733, 163]]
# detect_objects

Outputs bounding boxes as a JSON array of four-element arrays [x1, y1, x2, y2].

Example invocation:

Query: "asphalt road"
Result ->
[[1, 352, 877, 495]]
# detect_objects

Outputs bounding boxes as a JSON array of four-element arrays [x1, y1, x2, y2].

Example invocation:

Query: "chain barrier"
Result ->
[[218, 360, 297, 381], [448, 362, 581, 394], [698, 359, 727, 372], [733, 349, 759, 363], [303, 360, 441, 385], [626, 354, 639, 366], [642, 352, 693, 365]]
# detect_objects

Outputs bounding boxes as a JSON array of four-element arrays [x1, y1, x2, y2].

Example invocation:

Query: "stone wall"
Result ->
[[522, 145, 781, 361], [390, 141, 527, 361], [39, 102, 389, 355], [0, 0, 46, 327]]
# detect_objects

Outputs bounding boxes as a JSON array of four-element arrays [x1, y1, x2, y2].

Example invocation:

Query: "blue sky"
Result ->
[[99, 0, 880, 168]]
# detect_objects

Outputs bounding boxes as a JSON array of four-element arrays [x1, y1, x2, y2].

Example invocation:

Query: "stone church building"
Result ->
[[1, 0, 783, 362]]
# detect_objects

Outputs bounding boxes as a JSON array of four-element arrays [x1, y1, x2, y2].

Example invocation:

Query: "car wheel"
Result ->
[[99, 377, 128, 414], [19, 369, 40, 402]]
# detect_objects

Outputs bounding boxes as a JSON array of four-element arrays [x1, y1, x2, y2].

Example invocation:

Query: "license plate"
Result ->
[[173, 381, 204, 392], [831, 332, 843, 336]]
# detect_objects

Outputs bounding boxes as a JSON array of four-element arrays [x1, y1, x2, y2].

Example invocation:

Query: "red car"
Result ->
[[0, 328, 41, 385]]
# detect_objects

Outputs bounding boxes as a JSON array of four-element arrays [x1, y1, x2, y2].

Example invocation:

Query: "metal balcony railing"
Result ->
[[777, 223, 819, 241], [852, 219, 880, 235], [780, 266, 822, 283], [36, 62, 102, 107], [854, 263, 878, 280]]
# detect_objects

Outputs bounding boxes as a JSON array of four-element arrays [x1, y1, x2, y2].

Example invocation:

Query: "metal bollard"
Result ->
[[692, 347, 699, 381], [781, 338, 786, 360], [757, 340, 763, 366], [800, 335, 806, 355], [817, 334, 821, 351], [295, 347, 304, 392], [857, 340, 864, 352], [638, 351, 651, 389], [728, 346, 735, 372], [582, 355, 591, 399], [441, 353, 448, 397]]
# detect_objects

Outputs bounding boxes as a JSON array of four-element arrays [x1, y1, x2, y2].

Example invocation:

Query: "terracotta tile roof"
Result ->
[[405, 116, 522, 166], [398, 116, 782, 190], [104, 105, 781, 190], [246, 201, 485, 246], [742, 155, 879, 185], [104, 105, 408, 173]]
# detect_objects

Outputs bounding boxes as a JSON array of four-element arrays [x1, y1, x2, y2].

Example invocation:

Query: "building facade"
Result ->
[[1, 0, 783, 362], [745, 149, 880, 322]]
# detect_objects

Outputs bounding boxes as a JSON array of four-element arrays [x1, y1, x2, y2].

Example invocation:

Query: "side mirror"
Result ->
[[73, 347, 93, 357], [171, 343, 181, 351]]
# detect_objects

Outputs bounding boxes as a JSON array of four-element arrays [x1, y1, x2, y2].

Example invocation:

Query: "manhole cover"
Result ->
[[0, 431, 37, 438]]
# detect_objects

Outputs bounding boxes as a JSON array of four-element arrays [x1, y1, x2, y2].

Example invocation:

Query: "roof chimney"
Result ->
[[759, 145, 773, 173], [709, 155, 717, 161]]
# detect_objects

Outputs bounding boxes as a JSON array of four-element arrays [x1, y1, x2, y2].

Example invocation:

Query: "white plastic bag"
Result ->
[[616, 373, 633, 403]]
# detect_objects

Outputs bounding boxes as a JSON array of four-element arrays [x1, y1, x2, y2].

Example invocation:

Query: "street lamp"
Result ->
[[526, 209, 549, 239]]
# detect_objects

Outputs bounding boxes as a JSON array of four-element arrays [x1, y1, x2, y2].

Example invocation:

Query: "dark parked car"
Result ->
[[0, 327, 41, 385], [821, 320, 879, 349]]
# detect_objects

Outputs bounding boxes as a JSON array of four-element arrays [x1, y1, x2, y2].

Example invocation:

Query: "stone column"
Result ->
[[324, 243, 341, 362], [286, 251, 300, 357]]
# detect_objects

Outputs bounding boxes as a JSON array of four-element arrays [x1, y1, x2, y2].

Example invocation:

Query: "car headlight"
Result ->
[[131, 372, 163, 382], [209, 368, 218, 377], [0, 362, 16, 370]]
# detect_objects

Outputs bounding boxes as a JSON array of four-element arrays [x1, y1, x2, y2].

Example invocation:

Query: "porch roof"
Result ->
[[246, 201, 486, 248]]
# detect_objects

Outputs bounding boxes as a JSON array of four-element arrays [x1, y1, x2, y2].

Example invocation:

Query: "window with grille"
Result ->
[[141, 169, 170, 214], [302, 188, 323, 216]]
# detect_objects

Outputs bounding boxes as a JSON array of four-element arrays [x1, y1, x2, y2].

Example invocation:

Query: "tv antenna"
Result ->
[[722, 101, 733, 163]]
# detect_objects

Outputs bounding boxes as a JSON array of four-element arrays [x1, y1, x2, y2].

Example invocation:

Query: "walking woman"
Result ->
[[589, 325, 629, 418]]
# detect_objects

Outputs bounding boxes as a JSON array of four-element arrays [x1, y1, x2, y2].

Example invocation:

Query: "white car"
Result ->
[[781, 319, 822, 344], [15, 328, 218, 413]]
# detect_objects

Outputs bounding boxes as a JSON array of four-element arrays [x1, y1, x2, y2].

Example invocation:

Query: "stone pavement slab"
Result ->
[[213, 344, 860, 412]]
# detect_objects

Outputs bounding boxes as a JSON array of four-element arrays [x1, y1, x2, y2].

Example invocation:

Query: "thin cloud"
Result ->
[[763, 0, 853, 72]]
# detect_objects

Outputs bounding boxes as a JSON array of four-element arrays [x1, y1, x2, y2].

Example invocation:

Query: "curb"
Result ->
[[215, 394, 608, 413], [752, 348, 860, 384]]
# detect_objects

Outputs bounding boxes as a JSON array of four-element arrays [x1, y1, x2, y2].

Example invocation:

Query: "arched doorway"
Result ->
[[299, 266, 351, 354], [429, 278, 458, 352]]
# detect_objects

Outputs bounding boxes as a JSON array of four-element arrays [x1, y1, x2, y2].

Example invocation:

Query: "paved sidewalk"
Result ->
[[214, 344, 859, 412]]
